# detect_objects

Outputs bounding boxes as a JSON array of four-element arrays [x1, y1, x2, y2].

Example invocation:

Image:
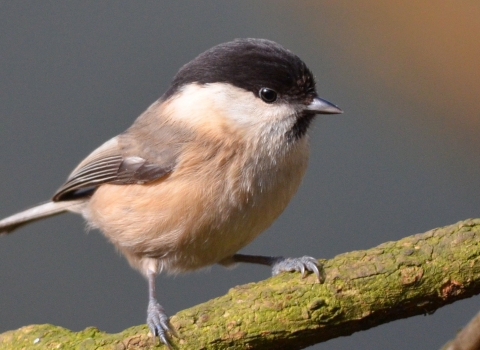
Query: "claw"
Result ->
[[271, 256, 325, 283], [147, 298, 173, 348], [309, 262, 321, 281], [159, 334, 172, 349]]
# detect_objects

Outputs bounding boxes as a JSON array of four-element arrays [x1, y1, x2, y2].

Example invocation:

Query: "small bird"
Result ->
[[0, 38, 342, 347]]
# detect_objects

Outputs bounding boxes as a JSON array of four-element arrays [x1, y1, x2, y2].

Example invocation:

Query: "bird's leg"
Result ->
[[146, 270, 173, 349], [229, 254, 325, 283]]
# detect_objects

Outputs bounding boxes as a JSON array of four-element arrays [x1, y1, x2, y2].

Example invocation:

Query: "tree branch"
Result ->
[[2, 219, 480, 349], [443, 310, 480, 350]]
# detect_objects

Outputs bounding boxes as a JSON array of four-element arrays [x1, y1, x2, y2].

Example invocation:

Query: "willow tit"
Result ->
[[0, 38, 342, 347]]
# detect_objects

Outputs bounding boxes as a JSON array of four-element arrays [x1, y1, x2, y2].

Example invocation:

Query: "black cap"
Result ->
[[163, 38, 316, 104]]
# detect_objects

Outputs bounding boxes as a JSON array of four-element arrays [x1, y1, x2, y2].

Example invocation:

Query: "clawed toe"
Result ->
[[147, 298, 174, 348], [272, 256, 325, 283]]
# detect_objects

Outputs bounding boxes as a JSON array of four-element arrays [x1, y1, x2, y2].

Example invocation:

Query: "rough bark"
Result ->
[[1, 219, 480, 349]]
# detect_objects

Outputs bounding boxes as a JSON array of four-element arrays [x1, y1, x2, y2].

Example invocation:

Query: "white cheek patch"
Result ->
[[162, 84, 220, 126], [165, 83, 299, 133], [208, 83, 298, 127]]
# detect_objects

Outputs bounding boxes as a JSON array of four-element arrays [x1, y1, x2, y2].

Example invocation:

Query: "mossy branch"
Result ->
[[2, 219, 480, 350]]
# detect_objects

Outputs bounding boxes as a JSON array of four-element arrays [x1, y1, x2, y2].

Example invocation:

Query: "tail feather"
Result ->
[[0, 200, 86, 234]]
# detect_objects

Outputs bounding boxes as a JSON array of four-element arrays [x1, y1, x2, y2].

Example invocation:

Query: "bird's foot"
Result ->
[[147, 298, 173, 349], [271, 256, 325, 283]]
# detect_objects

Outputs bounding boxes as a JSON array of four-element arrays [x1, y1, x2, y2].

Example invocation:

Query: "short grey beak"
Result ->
[[307, 96, 343, 114]]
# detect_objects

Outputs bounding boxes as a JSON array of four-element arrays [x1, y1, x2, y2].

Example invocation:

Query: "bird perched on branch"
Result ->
[[0, 38, 342, 347]]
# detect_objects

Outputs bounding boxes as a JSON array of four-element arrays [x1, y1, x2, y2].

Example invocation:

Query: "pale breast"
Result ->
[[86, 134, 309, 275], [86, 83, 311, 275]]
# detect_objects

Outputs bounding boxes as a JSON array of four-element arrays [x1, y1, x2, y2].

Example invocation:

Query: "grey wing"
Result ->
[[53, 136, 177, 201]]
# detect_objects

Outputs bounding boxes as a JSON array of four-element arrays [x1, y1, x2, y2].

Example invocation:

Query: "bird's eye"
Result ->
[[259, 88, 277, 103]]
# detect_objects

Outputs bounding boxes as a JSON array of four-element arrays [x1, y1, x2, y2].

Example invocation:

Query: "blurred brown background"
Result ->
[[1, 2, 479, 349]]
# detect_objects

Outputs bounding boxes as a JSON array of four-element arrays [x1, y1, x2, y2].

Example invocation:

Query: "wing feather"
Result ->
[[53, 137, 177, 201], [53, 104, 193, 201]]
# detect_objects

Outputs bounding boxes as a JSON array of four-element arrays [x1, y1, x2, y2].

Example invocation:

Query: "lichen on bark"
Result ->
[[2, 219, 480, 349]]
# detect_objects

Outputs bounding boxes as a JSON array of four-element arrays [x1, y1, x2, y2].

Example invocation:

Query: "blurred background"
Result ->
[[1, 1, 479, 349]]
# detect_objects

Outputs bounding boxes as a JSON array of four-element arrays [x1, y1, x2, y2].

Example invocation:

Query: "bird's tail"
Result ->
[[0, 200, 85, 234]]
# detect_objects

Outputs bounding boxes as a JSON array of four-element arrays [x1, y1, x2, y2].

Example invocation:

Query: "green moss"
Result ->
[[2, 219, 480, 349]]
